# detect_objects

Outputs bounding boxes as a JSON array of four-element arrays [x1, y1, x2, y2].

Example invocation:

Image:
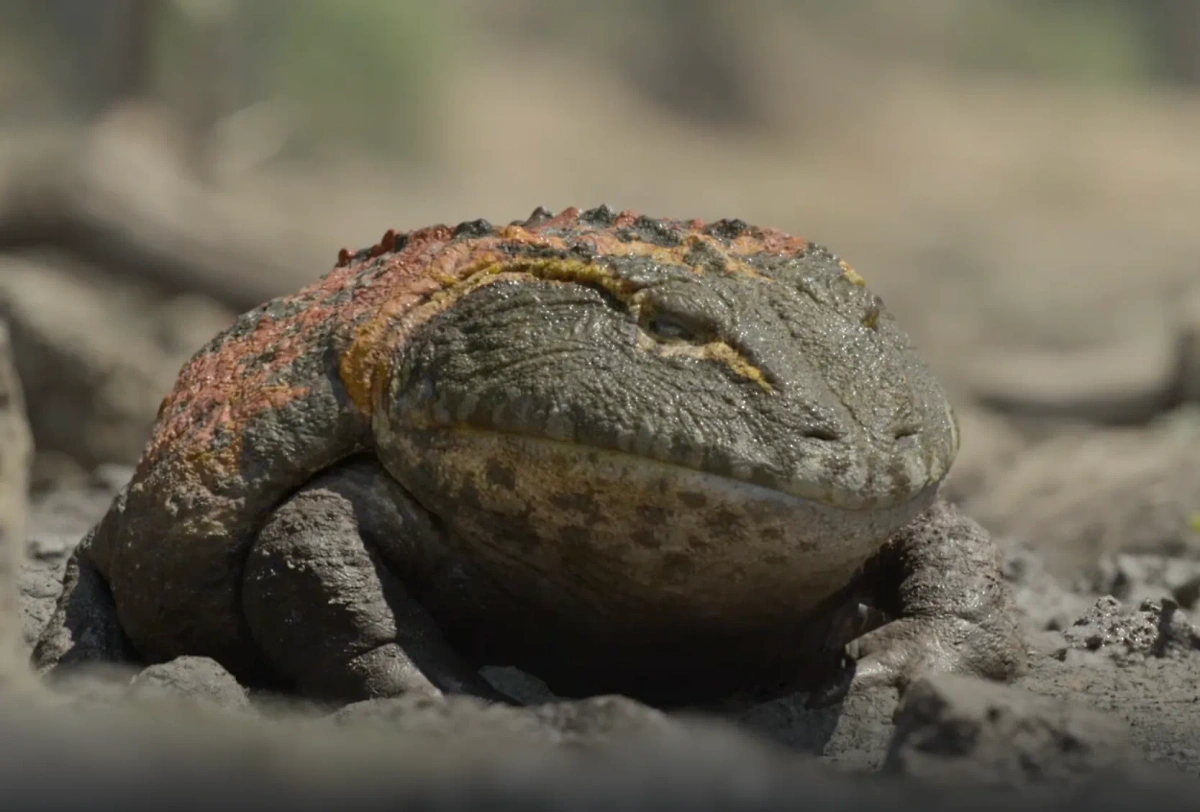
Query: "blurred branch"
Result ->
[[0, 118, 306, 313], [38, 0, 163, 115], [617, 0, 760, 128], [115, 0, 160, 104], [1139, 0, 1200, 84]]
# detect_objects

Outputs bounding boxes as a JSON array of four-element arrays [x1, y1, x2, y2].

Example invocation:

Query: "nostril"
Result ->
[[892, 425, 920, 441]]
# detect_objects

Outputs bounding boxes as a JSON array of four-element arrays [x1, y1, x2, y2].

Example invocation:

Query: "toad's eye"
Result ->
[[646, 315, 700, 342]]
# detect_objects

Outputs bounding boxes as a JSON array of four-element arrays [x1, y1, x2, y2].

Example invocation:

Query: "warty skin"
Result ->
[[31, 206, 1021, 706]]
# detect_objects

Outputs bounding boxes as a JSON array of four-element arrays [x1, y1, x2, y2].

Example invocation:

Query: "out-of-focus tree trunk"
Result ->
[[42, 0, 244, 180], [114, 0, 158, 103], [617, 0, 759, 129], [0, 319, 31, 690], [1138, 0, 1200, 84], [43, 0, 161, 115]]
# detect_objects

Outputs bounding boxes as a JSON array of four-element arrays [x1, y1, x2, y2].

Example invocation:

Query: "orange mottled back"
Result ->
[[96, 205, 818, 674], [141, 206, 812, 484]]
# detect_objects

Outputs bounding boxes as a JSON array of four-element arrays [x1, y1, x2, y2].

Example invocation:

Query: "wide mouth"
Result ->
[[390, 418, 937, 513], [380, 423, 946, 630]]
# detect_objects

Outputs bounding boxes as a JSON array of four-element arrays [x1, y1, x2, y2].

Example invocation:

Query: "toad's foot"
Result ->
[[241, 458, 514, 706], [808, 498, 1026, 708]]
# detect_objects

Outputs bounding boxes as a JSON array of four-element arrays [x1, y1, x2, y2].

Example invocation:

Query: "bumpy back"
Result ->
[[88, 219, 472, 673], [87, 206, 830, 674]]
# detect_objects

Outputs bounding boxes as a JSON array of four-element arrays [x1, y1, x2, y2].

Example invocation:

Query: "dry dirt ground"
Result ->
[[1, 46, 1200, 806]]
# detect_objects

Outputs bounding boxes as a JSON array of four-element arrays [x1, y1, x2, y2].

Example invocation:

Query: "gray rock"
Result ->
[[0, 319, 32, 683], [1001, 541, 1096, 634], [0, 254, 234, 469], [966, 331, 1181, 426], [1092, 554, 1200, 611], [965, 407, 1200, 581], [17, 537, 71, 651], [530, 694, 694, 747], [127, 656, 250, 713], [1017, 653, 1200, 775], [329, 694, 564, 746], [965, 285, 1200, 426], [883, 672, 1139, 787], [816, 685, 901, 771], [733, 684, 899, 771], [1058, 596, 1199, 662], [328, 693, 683, 751]]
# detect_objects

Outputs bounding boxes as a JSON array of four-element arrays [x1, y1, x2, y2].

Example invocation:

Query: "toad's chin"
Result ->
[[377, 426, 939, 631]]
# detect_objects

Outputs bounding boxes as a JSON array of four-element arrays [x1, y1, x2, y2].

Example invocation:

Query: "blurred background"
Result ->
[[5, 2, 1200, 755], [0, 1, 1199, 710], [0, 0, 1197, 522]]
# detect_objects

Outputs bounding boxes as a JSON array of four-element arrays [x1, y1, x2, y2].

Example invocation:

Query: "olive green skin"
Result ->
[[32, 207, 1019, 706]]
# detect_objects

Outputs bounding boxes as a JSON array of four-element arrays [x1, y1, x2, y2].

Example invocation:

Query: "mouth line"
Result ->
[[400, 420, 928, 513]]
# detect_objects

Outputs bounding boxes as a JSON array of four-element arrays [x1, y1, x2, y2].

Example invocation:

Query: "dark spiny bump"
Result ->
[[524, 206, 554, 226], [684, 240, 728, 274], [580, 204, 618, 226], [631, 215, 683, 247], [262, 296, 309, 322], [569, 240, 598, 260], [705, 218, 751, 241], [808, 243, 835, 261], [519, 243, 571, 261], [453, 219, 495, 239]]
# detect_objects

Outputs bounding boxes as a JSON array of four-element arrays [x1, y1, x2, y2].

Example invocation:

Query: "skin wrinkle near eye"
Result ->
[[632, 281, 778, 394], [380, 240, 952, 515], [418, 315, 786, 495], [765, 291, 869, 435], [662, 341, 774, 394], [503, 272, 777, 394], [453, 345, 598, 391]]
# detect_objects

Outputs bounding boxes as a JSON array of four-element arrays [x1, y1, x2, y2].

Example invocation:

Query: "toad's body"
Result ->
[[34, 207, 1023, 704]]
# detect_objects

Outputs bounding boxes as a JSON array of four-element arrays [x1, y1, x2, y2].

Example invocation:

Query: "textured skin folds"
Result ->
[[32, 206, 1021, 705]]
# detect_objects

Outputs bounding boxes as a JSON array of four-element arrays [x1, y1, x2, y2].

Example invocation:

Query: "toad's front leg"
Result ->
[[241, 458, 513, 705], [809, 498, 1026, 707]]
